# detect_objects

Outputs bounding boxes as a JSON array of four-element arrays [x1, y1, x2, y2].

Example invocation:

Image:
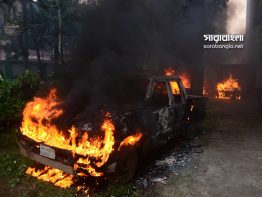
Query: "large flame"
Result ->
[[216, 75, 241, 99], [20, 88, 142, 187]]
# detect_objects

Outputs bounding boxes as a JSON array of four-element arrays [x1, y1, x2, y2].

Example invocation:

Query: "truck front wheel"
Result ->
[[116, 146, 138, 182]]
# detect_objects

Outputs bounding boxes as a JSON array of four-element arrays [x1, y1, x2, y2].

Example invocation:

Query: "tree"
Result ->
[[0, 0, 83, 78], [28, 0, 82, 76]]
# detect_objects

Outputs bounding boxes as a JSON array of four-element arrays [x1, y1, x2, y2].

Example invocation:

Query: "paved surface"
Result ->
[[142, 100, 262, 197]]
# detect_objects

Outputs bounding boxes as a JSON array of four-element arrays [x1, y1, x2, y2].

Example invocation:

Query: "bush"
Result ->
[[0, 71, 41, 132], [15, 70, 41, 101]]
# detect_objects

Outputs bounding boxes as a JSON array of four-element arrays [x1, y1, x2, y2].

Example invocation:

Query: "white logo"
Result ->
[[204, 34, 244, 43], [203, 34, 244, 50]]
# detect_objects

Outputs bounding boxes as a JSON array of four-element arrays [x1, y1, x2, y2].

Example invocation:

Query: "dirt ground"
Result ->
[[142, 99, 262, 197]]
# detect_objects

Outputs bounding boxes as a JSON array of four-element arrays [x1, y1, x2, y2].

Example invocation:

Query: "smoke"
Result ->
[[208, 0, 247, 65], [55, 0, 227, 125], [226, 0, 247, 34]]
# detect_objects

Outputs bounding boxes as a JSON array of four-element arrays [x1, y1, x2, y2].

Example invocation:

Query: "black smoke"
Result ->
[[55, 0, 227, 125]]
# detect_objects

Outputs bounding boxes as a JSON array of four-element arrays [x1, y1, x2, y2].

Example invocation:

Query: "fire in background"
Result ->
[[216, 74, 241, 100], [164, 67, 191, 88], [164, 67, 208, 95]]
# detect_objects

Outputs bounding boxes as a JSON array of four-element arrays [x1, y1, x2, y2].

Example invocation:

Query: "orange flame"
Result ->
[[164, 68, 175, 76], [203, 86, 208, 96], [118, 133, 143, 151], [21, 88, 142, 187], [170, 81, 180, 95], [179, 73, 190, 89], [164, 67, 190, 88], [26, 166, 74, 188], [216, 75, 241, 99]]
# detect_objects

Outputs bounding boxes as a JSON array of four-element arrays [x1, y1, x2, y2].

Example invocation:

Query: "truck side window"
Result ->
[[170, 81, 182, 104], [151, 82, 169, 109]]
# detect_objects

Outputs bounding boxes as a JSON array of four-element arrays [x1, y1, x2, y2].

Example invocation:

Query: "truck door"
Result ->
[[149, 81, 173, 138], [168, 79, 187, 129]]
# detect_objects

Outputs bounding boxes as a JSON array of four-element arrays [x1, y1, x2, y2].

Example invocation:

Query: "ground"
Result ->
[[0, 99, 261, 197], [142, 100, 262, 197]]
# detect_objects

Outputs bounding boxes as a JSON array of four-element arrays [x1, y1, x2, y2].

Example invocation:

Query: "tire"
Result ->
[[116, 146, 138, 182]]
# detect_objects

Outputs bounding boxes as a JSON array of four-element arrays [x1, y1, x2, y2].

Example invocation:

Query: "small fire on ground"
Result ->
[[20, 88, 142, 188], [216, 74, 241, 100], [26, 166, 74, 188]]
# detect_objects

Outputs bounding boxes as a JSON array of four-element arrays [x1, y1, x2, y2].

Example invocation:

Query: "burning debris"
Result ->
[[216, 74, 241, 100], [136, 143, 204, 188]]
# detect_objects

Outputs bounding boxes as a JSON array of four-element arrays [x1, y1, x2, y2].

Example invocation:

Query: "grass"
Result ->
[[0, 128, 32, 187], [0, 128, 75, 197], [95, 183, 139, 197]]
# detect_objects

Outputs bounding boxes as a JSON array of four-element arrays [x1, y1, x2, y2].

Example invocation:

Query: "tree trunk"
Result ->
[[58, 8, 63, 64], [54, 5, 63, 76], [22, 0, 29, 69], [53, 37, 60, 75], [37, 48, 46, 80], [36, 48, 41, 73]]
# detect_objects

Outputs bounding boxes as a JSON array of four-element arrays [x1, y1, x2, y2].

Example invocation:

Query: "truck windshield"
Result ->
[[116, 79, 148, 104]]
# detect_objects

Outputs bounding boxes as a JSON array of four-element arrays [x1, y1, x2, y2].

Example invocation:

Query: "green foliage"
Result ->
[[15, 70, 41, 100], [31, 182, 75, 197], [0, 79, 25, 128], [100, 183, 139, 197], [0, 127, 75, 196], [0, 71, 40, 132], [0, 150, 28, 187]]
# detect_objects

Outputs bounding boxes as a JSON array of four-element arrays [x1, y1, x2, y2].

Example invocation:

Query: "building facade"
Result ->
[[246, 0, 262, 101]]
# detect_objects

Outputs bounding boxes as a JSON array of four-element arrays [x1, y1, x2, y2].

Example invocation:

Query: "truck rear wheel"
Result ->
[[116, 146, 138, 182]]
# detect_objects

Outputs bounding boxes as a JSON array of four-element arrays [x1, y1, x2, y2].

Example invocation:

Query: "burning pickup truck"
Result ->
[[17, 75, 207, 185]]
